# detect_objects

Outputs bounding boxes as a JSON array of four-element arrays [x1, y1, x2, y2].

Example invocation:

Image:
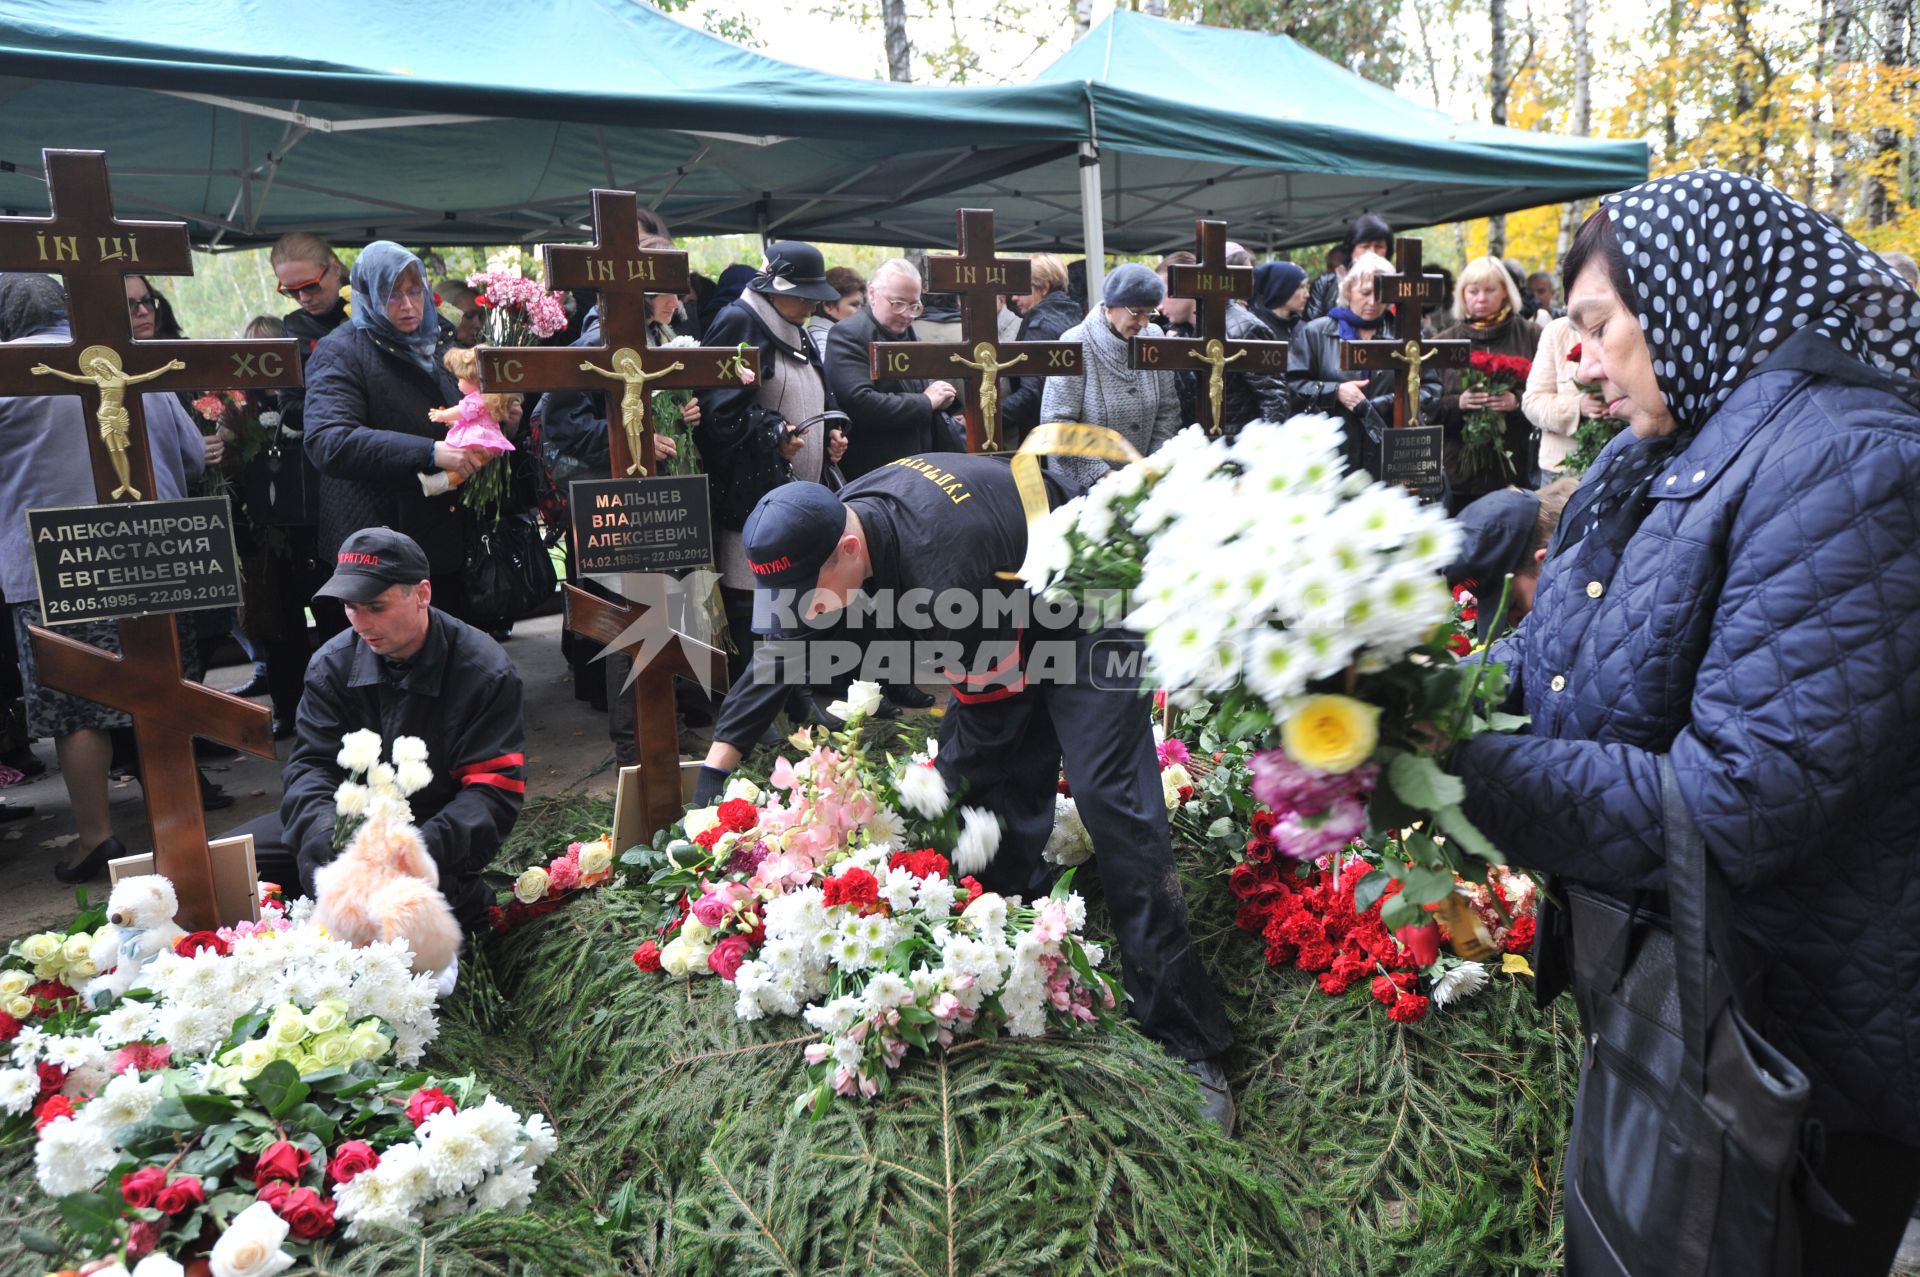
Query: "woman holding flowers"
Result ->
[[1433, 255, 1540, 513], [1452, 172, 1920, 1274]]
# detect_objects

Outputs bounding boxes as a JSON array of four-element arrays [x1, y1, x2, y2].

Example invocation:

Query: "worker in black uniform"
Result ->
[[692, 456, 1237, 1131], [230, 527, 526, 931]]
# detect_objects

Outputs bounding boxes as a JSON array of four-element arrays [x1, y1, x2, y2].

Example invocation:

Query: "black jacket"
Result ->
[[283, 609, 525, 929], [279, 301, 348, 434], [824, 307, 960, 479], [695, 297, 835, 528], [1287, 313, 1440, 479], [1433, 313, 1543, 503], [303, 324, 466, 576], [1001, 289, 1084, 444], [1304, 272, 1340, 324], [528, 307, 678, 481]]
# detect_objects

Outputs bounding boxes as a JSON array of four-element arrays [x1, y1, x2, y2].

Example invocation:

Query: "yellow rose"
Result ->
[[678, 916, 712, 946], [1281, 695, 1382, 774], [1, 994, 32, 1018], [513, 866, 550, 904], [577, 841, 613, 878], [348, 1025, 390, 1061], [60, 934, 93, 966], [236, 1039, 276, 1075], [0, 970, 29, 997], [310, 1032, 355, 1067], [60, 958, 98, 983], [18, 932, 61, 969], [266, 1005, 308, 1048], [293, 1051, 329, 1076], [682, 806, 721, 840]]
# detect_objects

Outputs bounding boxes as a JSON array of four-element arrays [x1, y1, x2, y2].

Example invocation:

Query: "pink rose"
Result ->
[[707, 935, 753, 981], [690, 891, 731, 929]]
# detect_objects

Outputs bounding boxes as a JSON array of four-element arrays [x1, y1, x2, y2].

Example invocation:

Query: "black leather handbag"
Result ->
[[1563, 758, 1819, 1277], [462, 512, 557, 621]]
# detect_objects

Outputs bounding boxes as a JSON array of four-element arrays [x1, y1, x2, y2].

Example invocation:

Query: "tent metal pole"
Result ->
[[1078, 142, 1104, 305]]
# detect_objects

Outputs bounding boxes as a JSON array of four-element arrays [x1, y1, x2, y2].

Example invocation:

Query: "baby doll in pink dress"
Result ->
[[422, 346, 518, 495]]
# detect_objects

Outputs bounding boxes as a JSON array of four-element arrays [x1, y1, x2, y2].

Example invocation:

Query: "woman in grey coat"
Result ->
[[1039, 264, 1185, 491]]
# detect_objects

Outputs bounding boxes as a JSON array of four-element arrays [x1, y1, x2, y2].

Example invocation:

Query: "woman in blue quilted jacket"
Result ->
[[1453, 172, 1919, 1274]]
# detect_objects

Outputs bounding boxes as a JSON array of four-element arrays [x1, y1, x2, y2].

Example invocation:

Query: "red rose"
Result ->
[[632, 940, 663, 972], [1447, 632, 1473, 657], [1568, 342, 1582, 361], [1503, 913, 1537, 953], [1394, 922, 1442, 968], [405, 1086, 458, 1127], [1249, 810, 1277, 840], [0, 1009, 19, 1041], [156, 1174, 206, 1214], [1387, 993, 1431, 1024], [692, 825, 725, 849], [821, 867, 880, 909], [717, 797, 759, 833], [126, 1217, 161, 1259], [253, 1139, 311, 1184], [173, 930, 230, 958], [280, 1185, 337, 1240], [35, 1061, 64, 1095], [33, 1094, 74, 1131], [120, 1165, 168, 1209], [256, 1179, 293, 1212], [326, 1140, 380, 1186], [707, 935, 753, 981], [1226, 863, 1262, 900]]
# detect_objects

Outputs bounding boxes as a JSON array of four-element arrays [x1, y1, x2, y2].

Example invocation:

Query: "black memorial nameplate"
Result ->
[[1381, 427, 1445, 495], [571, 475, 715, 574], [29, 495, 242, 625]]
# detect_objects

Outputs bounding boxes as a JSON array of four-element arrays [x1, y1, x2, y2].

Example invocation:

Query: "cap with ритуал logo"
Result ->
[[313, 527, 431, 603], [742, 482, 847, 593]]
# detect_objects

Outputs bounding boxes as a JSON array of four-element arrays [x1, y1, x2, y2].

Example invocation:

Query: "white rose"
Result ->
[[333, 781, 370, 818], [209, 1200, 295, 1277], [827, 680, 884, 723], [132, 1257, 187, 1277], [512, 867, 550, 905], [0, 969, 28, 997], [683, 806, 721, 839], [678, 916, 713, 946], [577, 841, 613, 877], [1160, 763, 1194, 810], [722, 777, 762, 804], [658, 935, 712, 977], [336, 729, 383, 775], [389, 735, 429, 765]]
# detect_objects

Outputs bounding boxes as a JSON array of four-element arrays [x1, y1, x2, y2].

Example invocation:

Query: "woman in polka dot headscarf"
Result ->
[[1449, 170, 1920, 1276]]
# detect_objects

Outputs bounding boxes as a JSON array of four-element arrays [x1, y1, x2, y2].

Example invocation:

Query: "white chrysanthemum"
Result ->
[[11, 1025, 47, 1065], [802, 994, 863, 1036], [92, 999, 158, 1047], [863, 972, 913, 1012], [0, 1066, 38, 1115], [953, 807, 1001, 876], [466, 1097, 524, 1161], [34, 1115, 116, 1195], [41, 1034, 99, 1072], [915, 874, 958, 917], [1431, 962, 1491, 1008], [1017, 500, 1077, 587], [879, 867, 919, 914], [894, 763, 950, 820], [420, 1110, 501, 1195], [862, 806, 907, 847], [336, 729, 383, 774], [85, 1071, 165, 1131], [390, 735, 429, 765], [472, 1159, 537, 1214], [522, 1113, 558, 1167], [364, 791, 414, 828]]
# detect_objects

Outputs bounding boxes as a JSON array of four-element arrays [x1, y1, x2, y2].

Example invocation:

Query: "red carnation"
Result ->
[[1448, 632, 1473, 657], [888, 848, 952, 880], [326, 1140, 380, 1186], [489, 905, 511, 931], [125, 1217, 160, 1260], [1387, 993, 1431, 1024], [28, 981, 76, 1014], [0, 1009, 19, 1042], [174, 930, 230, 958], [405, 1086, 458, 1126], [708, 935, 754, 981], [632, 940, 663, 971], [156, 1174, 206, 1214], [255, 1179, 293, 1212], [1317, 969, 1358, 996], [693, 825, 725, 849], [33, 1094, 74, 1131], [253, 1140, 310, 1184], [280, 1185, 337, 1239], [1504, 913, 1537, 953], [717, 797, 759, 833], [821, 867, 880, 909], [959, 876, 985, 905], [120, 1165, 168, 1209]]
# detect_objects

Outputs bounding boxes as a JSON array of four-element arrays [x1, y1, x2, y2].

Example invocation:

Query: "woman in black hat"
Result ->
[[1304, 213, 1393, 323]]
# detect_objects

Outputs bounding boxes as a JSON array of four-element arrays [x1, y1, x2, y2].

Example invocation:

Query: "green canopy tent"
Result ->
[[0, 2, 1645, 298]]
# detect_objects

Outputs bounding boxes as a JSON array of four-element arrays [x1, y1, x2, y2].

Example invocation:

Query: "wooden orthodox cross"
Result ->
[[1338, 237, 1471, 492], [868, 208, 1083, 453], [0, 150, 301, 929], [1128, 219, 1289, 436], [475, 189, 741, 840]]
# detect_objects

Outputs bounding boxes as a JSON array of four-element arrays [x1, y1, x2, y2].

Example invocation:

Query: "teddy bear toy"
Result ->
[[314, 818, 461, 977], [83, 874, 187, 1007]]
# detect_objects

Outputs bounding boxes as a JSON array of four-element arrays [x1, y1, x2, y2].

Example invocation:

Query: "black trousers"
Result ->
[[1803, 1130, 1920, 1276], [936, 627, 1232, 1062]]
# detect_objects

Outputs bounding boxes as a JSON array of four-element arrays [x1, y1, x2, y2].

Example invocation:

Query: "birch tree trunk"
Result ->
[[1488, 0, 1510, 257], [883, 0, 912, 82]]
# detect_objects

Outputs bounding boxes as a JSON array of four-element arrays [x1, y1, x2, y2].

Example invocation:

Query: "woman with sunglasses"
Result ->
[[304, 242, 489, 628]]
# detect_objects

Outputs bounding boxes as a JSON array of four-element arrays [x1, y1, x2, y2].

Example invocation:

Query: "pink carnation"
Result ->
[[546, 853, 582, 894]]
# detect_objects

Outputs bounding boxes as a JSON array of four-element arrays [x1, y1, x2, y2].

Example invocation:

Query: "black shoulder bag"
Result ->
[[1563, 758, 1828, 1277]]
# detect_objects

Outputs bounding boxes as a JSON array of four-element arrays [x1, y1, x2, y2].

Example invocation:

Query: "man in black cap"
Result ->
[[692, 462, 1237, 1131], [231, 527, 526, 930], [1443, 478, 1577, 637]]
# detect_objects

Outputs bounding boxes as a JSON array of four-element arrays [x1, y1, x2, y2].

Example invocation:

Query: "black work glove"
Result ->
[[692, 765, 731, 807]]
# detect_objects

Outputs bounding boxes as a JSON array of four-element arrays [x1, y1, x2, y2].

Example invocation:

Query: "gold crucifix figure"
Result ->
[[1390, 339, 1442, 432], [949, 342, 1028, 452], [1195, 338, 1248, 437], [578, 347, 685, 475], [31, 345, 186, 499]]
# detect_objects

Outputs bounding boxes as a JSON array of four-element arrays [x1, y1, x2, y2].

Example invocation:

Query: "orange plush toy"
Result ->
[[313, 819, 461, 979]]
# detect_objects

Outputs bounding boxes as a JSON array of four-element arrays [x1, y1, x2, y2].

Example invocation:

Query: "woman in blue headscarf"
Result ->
[[304, 242, 485, 627]]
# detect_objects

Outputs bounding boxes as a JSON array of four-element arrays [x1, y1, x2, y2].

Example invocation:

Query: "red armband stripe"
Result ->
[[460, 772, 527, 794], [454, 752, 525, 777], [950, 675, 1026, 705]]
